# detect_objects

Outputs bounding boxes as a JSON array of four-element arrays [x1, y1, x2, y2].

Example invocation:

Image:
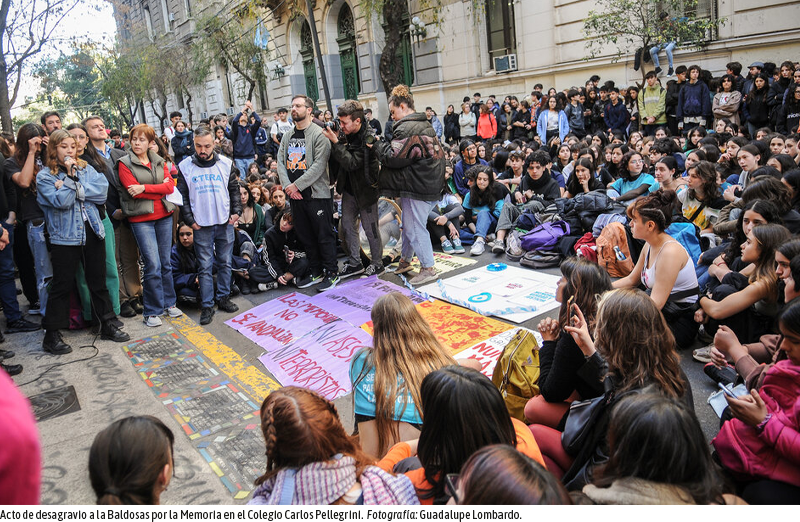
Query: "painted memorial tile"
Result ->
[[162, 381, 261, 440], [123, 331, 193, 365], [257, 320, 375, 401], [137, 352, 221, 393], [194, 424, 265, 500]]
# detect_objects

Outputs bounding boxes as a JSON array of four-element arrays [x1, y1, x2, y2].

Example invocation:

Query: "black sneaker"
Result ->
[[0, 348, 15, 360], [42, 330, 72, 355], [217, 297, 239, 313], [296, 273, 323, 289], [704, 363, 737, 387], [362, 264, 385, 277], [338, 263, 365, 279], [200, 307, 215, 325], [100, 321, 131, 343], [130, 299, 144, 315], [6, 317, 41, 334], [654, 66, 663, 75], [119, 300, 136, 318], [1, 362, 22, 376], [316, 274, 340, 292], [241, 283, 251, 295], [229, 283, 241, 297]]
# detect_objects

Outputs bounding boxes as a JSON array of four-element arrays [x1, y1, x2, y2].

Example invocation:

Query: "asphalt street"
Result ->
[[4, 250, 720, 505]]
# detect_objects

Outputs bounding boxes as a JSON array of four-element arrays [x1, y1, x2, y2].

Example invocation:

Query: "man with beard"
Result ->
[[176, 126, 242, 325], [277, 94, 337, 291]]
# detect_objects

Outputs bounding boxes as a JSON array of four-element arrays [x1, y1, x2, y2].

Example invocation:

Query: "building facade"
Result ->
[[114, 0, 800, 130]]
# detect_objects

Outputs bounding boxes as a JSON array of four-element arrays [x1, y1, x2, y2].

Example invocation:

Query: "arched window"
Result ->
[[336, 5, 360, 100], [300, 21, 320, 102]]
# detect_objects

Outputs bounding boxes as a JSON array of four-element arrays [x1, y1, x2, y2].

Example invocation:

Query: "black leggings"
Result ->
[[705, 271, 774, 344], [43, 229, 115, 331]]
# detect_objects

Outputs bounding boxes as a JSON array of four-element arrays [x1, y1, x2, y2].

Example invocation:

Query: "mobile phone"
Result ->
[[567, 296, 576, 326], [717, 382, 737, 399]]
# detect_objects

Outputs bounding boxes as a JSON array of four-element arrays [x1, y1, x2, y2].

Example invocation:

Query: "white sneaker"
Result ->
[[144, 315, 163, 327], [470, 238, 486, 256], [165, 306, 183, 318]]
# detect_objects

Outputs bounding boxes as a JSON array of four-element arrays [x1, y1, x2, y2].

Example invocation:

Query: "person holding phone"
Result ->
[[524, 258, 612, 429], [713, 298, 800, 504]]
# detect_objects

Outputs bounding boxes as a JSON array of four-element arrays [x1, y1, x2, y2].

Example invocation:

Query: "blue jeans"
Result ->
[[400, 198, 436, 269], [474, 210, 498, 239], [27, 219, 53, 316], [130, 216, 176, 317], [234, 158, 252, 179], [650, 42, 676, 69], [193, 223, 234, 309], [0, 222, 22, 322]]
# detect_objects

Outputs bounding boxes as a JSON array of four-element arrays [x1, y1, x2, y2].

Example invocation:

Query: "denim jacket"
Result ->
[[36, 164, 108, 246]]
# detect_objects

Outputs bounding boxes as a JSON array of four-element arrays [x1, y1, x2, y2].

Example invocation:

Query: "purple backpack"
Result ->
[[520, 221, 570, 252]]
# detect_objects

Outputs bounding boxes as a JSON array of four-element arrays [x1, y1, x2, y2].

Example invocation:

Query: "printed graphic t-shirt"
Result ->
[[349, 350, 423, 426], [287, 129, 311, 199]]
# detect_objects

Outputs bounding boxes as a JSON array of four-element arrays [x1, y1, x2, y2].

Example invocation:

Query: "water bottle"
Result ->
[[614, 245, 626, 261]]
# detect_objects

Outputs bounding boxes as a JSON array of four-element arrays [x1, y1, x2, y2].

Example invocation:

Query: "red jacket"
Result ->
[[477, 113, 497, 140], [713, 359, 800, 486]]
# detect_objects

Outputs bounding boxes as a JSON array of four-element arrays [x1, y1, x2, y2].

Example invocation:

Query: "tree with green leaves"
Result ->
[[0, 0, 87, 131], [583, 0, 725, 83], [34, 50, 106, 121]]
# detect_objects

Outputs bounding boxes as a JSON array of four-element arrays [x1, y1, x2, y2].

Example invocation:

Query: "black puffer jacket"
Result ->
[[552, 191, 625, 234], [331, 123, 379, 210], [374, 112, 446, 201]]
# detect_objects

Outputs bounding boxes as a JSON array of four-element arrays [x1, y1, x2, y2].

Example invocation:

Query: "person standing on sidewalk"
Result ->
[[36, 130, 129, 355], [277, 95, 338, 292], [83, 115, 142, 318], [0, 150, 40, 375], [176, 126, 242, 325], [117, 124, 183, 328], [372, 85, 446, 286], [323, 100, 383, 280]]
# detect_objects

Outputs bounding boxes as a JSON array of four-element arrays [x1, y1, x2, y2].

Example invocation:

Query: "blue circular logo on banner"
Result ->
[[487, 263, 508, 272], [469, 292, 492, 303]]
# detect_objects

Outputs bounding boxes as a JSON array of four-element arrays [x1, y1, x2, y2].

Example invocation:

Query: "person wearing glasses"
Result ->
[[607, 151, 655, 204]]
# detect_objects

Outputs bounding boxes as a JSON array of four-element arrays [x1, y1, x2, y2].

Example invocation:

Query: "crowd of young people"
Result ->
[[3, 56, 800, 506]]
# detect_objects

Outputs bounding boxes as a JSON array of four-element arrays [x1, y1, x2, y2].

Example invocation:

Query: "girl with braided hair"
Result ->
[[249, 387, 419, 505]]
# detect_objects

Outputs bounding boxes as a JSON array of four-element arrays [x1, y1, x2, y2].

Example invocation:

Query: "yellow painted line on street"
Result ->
[[169, 314, 280, 403]]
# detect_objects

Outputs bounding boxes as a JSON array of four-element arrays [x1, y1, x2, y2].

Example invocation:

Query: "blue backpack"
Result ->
[[666, 222, 702, 265]]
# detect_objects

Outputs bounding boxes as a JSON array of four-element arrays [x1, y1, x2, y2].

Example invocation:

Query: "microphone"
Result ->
[[64, 156, 78, 177]]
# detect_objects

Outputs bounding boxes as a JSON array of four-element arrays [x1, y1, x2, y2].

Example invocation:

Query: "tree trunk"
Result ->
[[247, 81, 256, 103], [0, 0, 13, 132], [184, 88, 193, 124], [379, 0, 407, 96]]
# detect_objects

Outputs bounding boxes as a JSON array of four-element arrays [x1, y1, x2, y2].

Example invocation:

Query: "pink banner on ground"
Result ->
[[225, 292, 341, 351], [316, 276, 426, 326], [258, 320, 374, 401]]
